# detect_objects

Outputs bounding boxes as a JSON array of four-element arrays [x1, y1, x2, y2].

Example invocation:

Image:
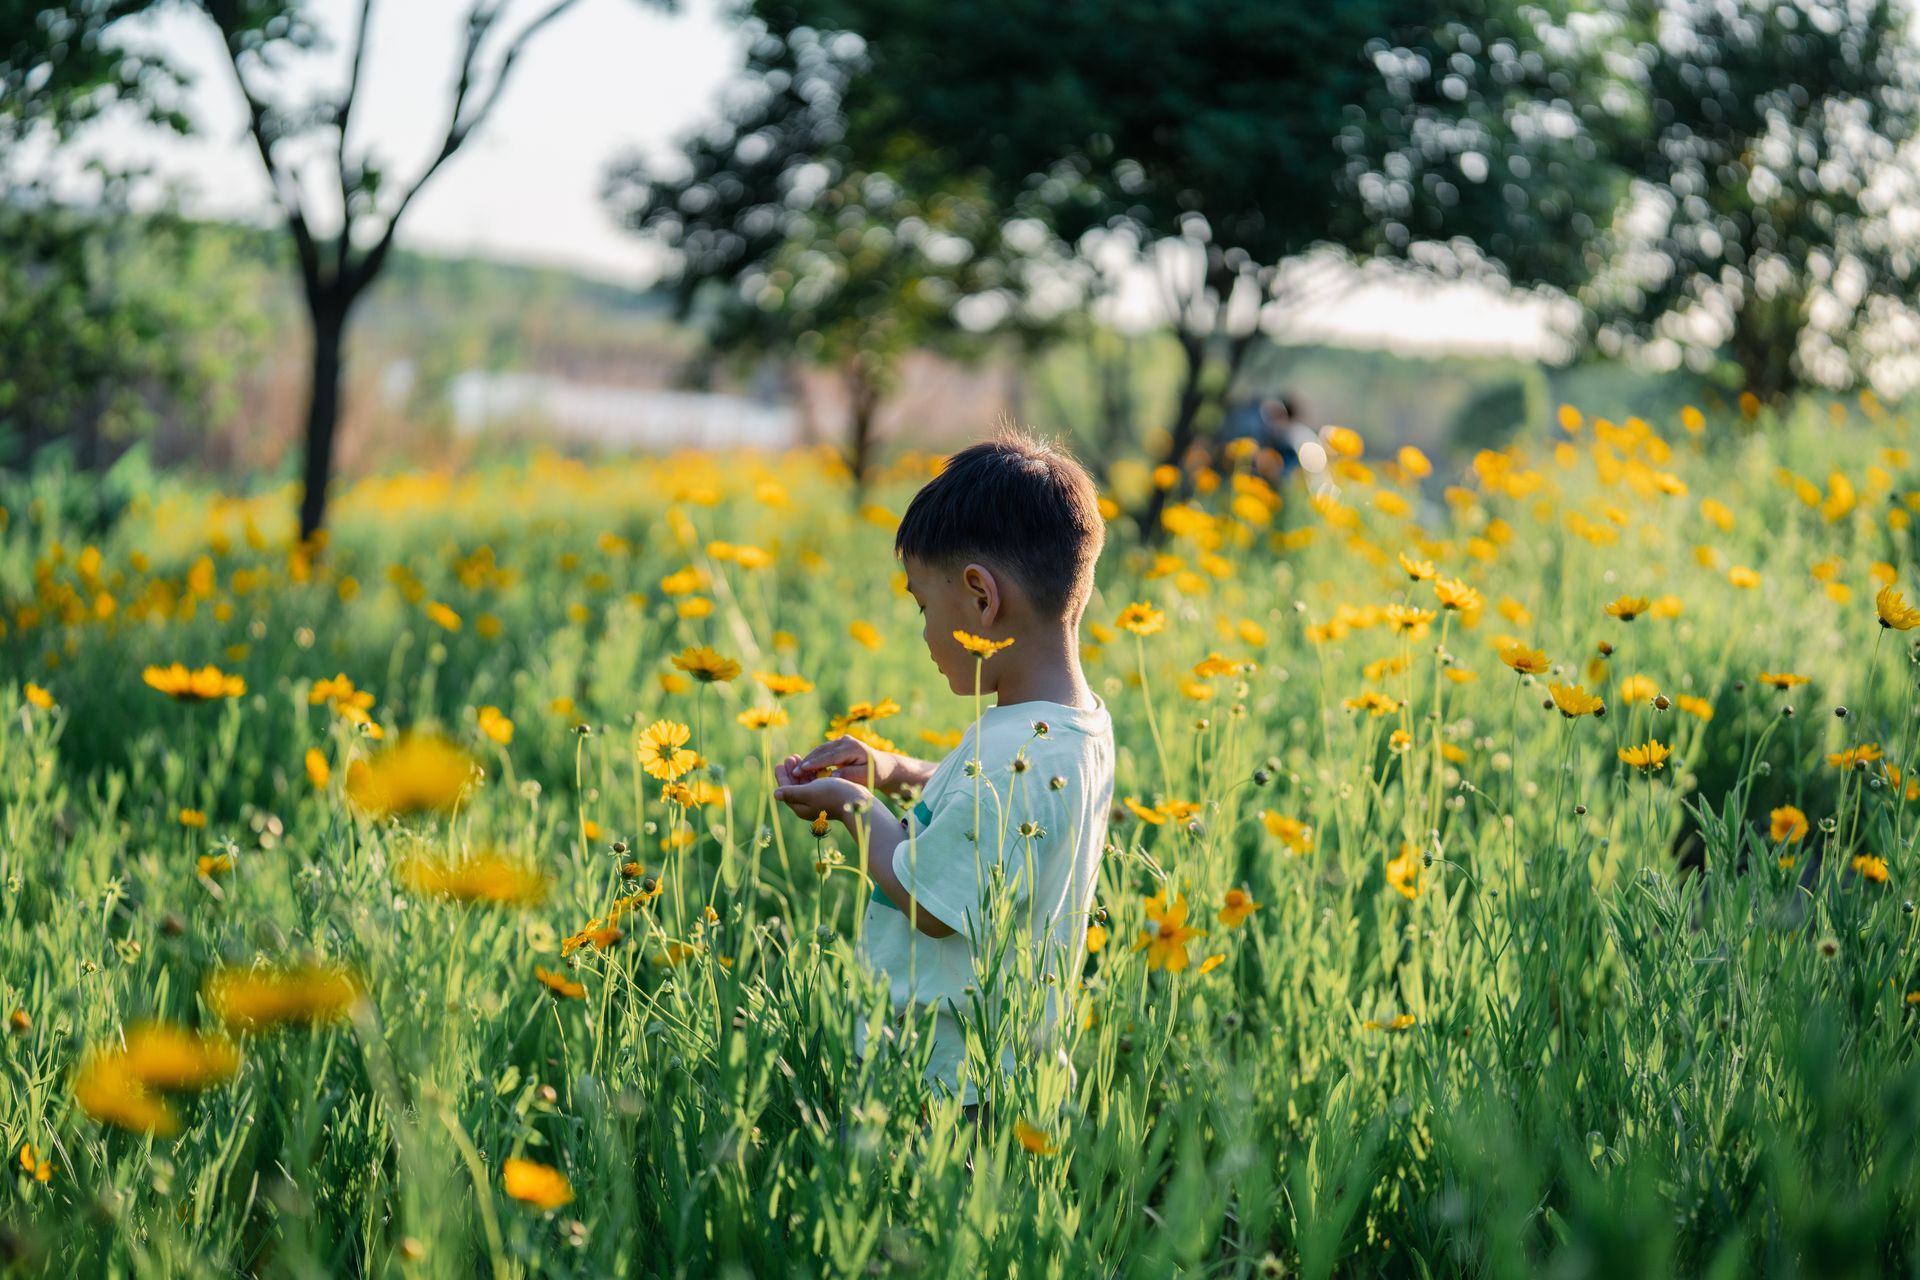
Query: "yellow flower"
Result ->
[[1433, 576, 1482, 612], [1217, 887, 1261, 928], [1758, 671, 1809, 690], [198, 852, 235, 878], [1193, 653, 1255, 679], [754, 671, 814, 697], [1260, 811, 1314, 854], [72, 1023, 241, 1136], [638, 719, 698, 781], [1397, 553, 1436, 581], [1604, 595, 1650, 622], [1013, 1118, 1058, 1156], [1389, 729, 1413, 753], [143, 663, 246, 701], [1828, 743, 1884, 769], [1384, 604, 1435, 637], [661, 779, 725, 808], [178, 808, 207, 828], [1499, 642, 1550, 675], [425, 601, 462, 632], [1196, 953, 1227, 974], [1876, 584, 1920, 630], [503, 1157, 574, 1209], [1549, 682, 1605, 718], [561, 922, 625, 956], [476, 705, 514, 745], [396, 851, 548, 907], [849, 621, 883, 651], [1132, 891, 1205, 971], [534, 965, 587, 1000], [1386, 843, 1423, 900], [1344, 690, 1402, 717], [1618, 739, 1672, 773], [953, 630, 1015, 659], [1362, 1014, 1418, 1032], [205, 965, 363, 1031], [305, 747, 331, 789], [1115, 601, 1166, 636], [17, 1142, 50, 1183], [1617, 674, 1660, 704], [1122, 796, 1168, 825], [1769, 806, 1808, 844], [23, 682, 53, 710], [345, 735, 477, 818], [1852, 854, 1889, 884], [1674, 694, 1714, 721], [550, 696, 578, 718], [737, 706, 788, 731], [1085, 923, 1108, 953], [672, 646, 741, 683]]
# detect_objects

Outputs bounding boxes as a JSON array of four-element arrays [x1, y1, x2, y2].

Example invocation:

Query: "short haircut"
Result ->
[[895, 427, 1105, 622]]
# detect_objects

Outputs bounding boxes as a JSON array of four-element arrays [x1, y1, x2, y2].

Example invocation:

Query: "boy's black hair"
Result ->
[[894, 426, 1105, 621]]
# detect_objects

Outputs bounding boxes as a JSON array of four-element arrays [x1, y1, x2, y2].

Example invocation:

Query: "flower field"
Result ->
[[4, 396, 1920, 1276]]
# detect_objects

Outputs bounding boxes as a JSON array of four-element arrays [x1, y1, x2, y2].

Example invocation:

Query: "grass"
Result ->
[[2, 396, 1919, 1277]]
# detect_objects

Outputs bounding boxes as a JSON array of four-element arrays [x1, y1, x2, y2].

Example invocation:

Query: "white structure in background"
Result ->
[[444, 370, 800, 450]]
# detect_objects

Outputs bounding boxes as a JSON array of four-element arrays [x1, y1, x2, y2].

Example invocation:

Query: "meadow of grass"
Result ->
[[3, 394, 1920, 1278]]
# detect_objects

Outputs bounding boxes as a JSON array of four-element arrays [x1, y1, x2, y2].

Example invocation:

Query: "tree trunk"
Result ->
[[299, 304, 348, 543], [1728, 290, 1802, 405], [846, 362, 881, 501], [1133, 330, 1209, 544], [1134, 326, 1257, 544]]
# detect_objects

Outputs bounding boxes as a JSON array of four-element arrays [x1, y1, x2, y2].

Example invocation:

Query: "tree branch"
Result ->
[[334, 0, 376, 276], [202, 5, 323, 298], [346, 0, 582, 298]]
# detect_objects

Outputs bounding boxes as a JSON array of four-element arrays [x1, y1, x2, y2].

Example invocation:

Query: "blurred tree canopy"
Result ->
[[1594, 0, 1919, 398], [644, 0, 1918, 508], [0, 2, 222, 475], [606, 16, 1070, 489]]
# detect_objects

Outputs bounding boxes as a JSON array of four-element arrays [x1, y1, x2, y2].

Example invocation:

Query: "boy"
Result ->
[[773, 428, 1115, 1118]]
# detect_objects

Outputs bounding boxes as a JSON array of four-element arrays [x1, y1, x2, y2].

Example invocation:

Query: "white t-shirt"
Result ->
[[854, 694, 1115, 1105]]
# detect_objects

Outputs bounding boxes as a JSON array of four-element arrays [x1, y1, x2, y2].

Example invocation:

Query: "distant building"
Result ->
[[445, 370, 800, 450]]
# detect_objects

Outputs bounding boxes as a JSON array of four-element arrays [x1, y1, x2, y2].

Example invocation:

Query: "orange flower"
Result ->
[[503, 1157, 573, 1209], [143, 663, 245, 701], [1132, 889, 1205, 971], [1217, 887, 1261, 928], [953, 630, 1015, 659], [534, 966, 586, 999]]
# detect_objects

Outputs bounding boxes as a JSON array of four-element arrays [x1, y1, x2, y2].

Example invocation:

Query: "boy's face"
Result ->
[[903, 555, 994, 695]]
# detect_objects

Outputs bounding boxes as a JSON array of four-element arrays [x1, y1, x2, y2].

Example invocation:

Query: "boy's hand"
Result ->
[[785, 737, 902, 791], [772, 765, 872, 824]]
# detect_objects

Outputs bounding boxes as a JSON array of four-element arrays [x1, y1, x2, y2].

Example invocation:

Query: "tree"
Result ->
[[184, 0, 600, 540], [1589, 0, 1918, 398], [606, 15, 1064, 490], [732, 0, 1627, 535], [0, 2, 210, 471]]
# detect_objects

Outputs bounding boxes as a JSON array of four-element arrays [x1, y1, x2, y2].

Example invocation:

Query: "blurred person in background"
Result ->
[[1213, 391, 1318, 483]]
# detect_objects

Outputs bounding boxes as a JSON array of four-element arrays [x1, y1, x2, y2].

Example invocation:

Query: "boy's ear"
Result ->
[[962, 562, 1002, 627]]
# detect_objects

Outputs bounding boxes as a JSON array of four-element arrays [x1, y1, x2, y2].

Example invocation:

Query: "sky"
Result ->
[[66, 0, 1564, 359]]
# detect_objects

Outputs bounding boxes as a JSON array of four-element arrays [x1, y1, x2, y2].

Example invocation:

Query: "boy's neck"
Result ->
[[988, 626, 1095, 710]]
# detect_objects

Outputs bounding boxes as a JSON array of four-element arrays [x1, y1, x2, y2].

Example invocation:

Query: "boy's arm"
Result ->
[[771, 773, 956, 938], [788, 739, 937, 798]]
